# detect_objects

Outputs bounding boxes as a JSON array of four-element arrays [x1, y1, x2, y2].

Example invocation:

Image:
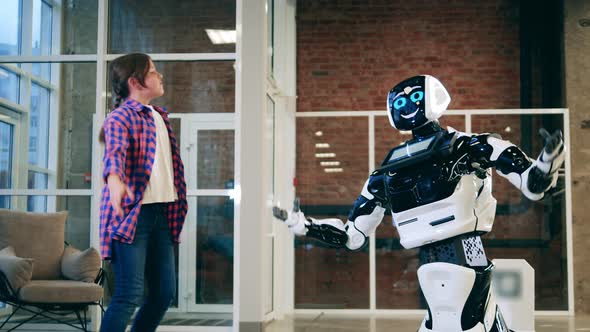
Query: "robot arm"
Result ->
[[273, 175, 387, 251], [482, 129, 565, 201], [344, 176, 387, 250]]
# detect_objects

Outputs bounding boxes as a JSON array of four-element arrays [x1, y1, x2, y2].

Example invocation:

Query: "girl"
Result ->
[[99, 53, 188, 332]]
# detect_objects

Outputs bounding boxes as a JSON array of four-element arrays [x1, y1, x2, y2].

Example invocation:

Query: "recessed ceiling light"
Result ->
[[315, 153, 336, 158], [205, 29, 236, 44]]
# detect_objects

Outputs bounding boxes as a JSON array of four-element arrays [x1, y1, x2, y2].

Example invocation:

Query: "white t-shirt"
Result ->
[[142, 105, 178, 204]]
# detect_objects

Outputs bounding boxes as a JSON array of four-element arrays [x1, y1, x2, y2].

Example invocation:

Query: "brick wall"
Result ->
[[295, 0, 567, 310], [297, 0, 520, 113]]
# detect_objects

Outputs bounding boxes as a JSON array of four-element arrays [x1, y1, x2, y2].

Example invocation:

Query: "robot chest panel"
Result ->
[[384, 160, 459, 213]]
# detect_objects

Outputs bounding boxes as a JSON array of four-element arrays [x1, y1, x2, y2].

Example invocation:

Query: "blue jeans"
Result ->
[[100, 203, 176, 332]]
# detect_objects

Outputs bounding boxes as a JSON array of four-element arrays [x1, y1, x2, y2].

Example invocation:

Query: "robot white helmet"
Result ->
[[386, 75, 451, 130]]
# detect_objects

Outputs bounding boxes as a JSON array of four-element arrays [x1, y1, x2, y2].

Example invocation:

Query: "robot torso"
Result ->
[[369, 129, 498, 248]]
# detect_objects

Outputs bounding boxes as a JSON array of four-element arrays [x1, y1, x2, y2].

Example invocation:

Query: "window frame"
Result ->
[[0, 0, 61, 212]]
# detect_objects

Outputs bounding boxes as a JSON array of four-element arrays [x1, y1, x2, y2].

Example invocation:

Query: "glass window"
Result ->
[[57, 63, 96, 189], [32, 0, 53, 81], [0, 67, 20, 103], [29, 83, 50, 168], [0, 121, 13, 209], [471, 113, 568, 310], [107, 61, 235, 114], [9, 63, 96, 190], [197, 130, 234, 189], [266, 0, 274, 76], [61, 0, 98, 54], [108, 0, 236, 54], [58, 196, 92, 249], [27, 171, 48, 212], [295, 116, 370, 309], [0, 0, 21, 56], [196, 196, 234, 305], [155, 61, 235, 113]]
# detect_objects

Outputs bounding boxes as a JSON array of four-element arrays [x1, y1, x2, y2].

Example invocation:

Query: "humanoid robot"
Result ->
[[273, 75, 565, 332]]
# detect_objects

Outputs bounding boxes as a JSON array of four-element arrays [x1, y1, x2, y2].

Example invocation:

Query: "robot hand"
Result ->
[[272, 198, 308, 236], [537, 129, 566, 177], [527, 129, 566, 195], [272, 198, 349, 247]]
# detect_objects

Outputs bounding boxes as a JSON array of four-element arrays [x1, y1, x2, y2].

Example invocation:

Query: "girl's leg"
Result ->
[[131, 204, 176, 332], [100, 206, 155, 332]]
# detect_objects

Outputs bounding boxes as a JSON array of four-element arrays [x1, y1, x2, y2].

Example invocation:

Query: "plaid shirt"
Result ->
[[99, 98, 188, 259]]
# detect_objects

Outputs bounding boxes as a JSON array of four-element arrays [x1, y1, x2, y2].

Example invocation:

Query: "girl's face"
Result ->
[[143, 60, 164, 99]]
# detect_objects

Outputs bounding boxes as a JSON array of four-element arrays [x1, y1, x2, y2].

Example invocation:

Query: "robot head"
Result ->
[[386, 75, 451, 130]]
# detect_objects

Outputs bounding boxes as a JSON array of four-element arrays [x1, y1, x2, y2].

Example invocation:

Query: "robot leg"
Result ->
[[417, 262, 511, 332]]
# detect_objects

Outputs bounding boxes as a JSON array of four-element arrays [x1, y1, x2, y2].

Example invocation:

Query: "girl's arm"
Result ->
[[101, 116, 129, 184]]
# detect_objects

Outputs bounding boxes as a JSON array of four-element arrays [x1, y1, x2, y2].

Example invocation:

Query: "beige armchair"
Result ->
[[0, 209, 104, 332]]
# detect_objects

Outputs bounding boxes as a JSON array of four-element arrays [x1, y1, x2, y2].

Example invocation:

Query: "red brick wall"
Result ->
[[297, 0, 521, 113], [296, 117, 369, 206]]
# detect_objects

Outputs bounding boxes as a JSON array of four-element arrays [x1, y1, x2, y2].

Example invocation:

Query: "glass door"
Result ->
[[177, 113, 235, 314]]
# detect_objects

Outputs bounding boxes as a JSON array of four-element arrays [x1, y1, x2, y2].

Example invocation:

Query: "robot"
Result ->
[[273, 75, 565, 332]]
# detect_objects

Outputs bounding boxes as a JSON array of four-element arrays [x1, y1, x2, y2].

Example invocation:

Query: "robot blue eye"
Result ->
[[393, 97, 407, 110], [410, 91, 424, 103]]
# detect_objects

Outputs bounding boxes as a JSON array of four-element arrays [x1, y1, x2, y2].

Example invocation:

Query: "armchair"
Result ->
[[0, 209, 104, 332]]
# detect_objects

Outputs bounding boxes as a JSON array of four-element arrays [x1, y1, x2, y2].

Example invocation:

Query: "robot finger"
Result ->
[[293, 197, 300, 212], [272, 206, 289, 221]]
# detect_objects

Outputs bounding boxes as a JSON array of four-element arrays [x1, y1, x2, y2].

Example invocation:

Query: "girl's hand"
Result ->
[[107, 175, 134, 217]]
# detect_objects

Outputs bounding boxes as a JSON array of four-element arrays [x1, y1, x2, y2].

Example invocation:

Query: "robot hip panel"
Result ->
[[393, 175, 497, 248]]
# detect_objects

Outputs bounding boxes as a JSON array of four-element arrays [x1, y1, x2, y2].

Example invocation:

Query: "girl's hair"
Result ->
[[99, 53, 152, 143]]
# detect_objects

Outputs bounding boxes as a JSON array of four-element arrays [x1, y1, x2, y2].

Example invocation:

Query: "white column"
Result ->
[[272, 0, 298, 317], [235, 0, 268, 331]]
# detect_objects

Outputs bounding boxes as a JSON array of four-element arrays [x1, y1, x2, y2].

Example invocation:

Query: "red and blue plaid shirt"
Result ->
[[99, 98, 188, 259]]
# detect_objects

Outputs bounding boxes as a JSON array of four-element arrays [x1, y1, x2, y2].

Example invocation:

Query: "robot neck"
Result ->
[[412, 121, 443, 139]]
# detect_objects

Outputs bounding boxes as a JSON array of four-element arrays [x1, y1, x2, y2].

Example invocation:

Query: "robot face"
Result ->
[[387, 75, 451, 130], [387, 76, 428, 130]]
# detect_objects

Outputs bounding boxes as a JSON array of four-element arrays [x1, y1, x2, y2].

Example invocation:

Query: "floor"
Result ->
[[263, 314, 590, 332], [2, 315, 589, 331]]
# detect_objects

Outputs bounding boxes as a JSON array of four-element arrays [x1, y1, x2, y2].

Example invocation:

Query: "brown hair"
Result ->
[[99, 53, 152, 143]]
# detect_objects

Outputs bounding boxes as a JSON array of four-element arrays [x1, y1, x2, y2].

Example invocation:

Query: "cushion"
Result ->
[[0, 209, 67, 280], [18, 280, 103, 303], [61, 246, 101, 283], [0, 246, 34, 290]]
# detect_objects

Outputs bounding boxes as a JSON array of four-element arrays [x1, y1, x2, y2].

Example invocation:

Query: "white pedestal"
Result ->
[[491, 259, 535, 332]]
